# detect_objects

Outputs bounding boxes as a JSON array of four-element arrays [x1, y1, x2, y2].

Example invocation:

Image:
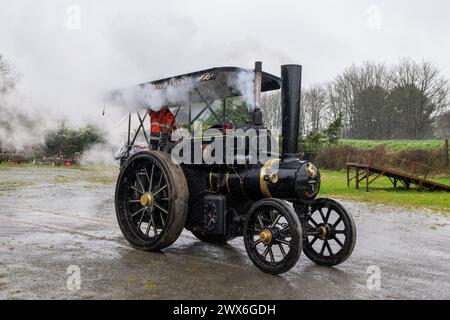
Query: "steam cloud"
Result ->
[[0, 1, 291, 162]]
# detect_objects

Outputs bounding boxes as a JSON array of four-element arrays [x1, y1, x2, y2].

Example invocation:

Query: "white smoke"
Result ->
[[113, 80, 194, 112], [228, 70, 255, 111], [0, 89, 49, 153], [79, 143, 118, 166], [0, 1, 291, 162]]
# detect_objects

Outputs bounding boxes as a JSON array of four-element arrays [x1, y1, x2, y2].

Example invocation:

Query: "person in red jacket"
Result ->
[[149, 106, 177, 150]]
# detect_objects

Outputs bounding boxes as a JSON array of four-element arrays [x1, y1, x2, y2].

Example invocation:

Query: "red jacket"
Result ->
[[149, 109, 176, 134]]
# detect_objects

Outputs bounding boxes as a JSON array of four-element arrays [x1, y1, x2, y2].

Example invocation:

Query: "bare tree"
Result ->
[[260, 91, 282, 130], [388, 59, 449, 138], [303, 84, 327, 132], [326, 61, 391, 139], [436, 110, 450, 139]]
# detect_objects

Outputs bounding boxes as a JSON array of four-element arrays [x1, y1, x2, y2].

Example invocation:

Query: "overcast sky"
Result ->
[[1, 0, 449, 122]]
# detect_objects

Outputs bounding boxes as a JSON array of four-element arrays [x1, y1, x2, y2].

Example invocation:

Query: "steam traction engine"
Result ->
[[114, 63, 356, 274]]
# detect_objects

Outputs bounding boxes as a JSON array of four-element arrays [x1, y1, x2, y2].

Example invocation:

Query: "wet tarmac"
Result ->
[[0, 166, 449, 299]]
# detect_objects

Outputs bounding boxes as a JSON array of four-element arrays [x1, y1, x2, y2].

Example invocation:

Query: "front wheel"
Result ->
[[244, 199, 302, 275], [296, 198, 356, 266]]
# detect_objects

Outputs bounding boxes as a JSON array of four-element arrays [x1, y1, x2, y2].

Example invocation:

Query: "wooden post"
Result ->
[[347, 165, 350, 187], [356, 167, 359, 189], [445, 139, 449, 167], [366, 166, 369, 192]]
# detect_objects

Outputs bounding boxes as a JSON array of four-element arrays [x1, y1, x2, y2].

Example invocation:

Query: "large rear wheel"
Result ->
[[115, 151, 189, 251]]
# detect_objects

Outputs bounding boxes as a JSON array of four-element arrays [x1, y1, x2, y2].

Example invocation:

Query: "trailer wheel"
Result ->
[[191, 231, 235, 244], [115, 151, 188, 251], [244, 199, 302, 275], [297, 198, 356, 266]]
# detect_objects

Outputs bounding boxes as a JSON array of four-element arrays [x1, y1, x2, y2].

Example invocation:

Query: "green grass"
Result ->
[[320, 170, 450, 214], [339, 139, 445, 151], [0, 162, 81, 169]]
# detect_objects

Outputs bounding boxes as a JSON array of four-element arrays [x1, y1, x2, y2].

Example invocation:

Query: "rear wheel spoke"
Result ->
[[130, 186, 143, 194], [154, 202, 168, 214], [154, 185, 167, 197], [136, 174, 146, 193], [129, 207, 145, 218], [159, 212, 165, 228]]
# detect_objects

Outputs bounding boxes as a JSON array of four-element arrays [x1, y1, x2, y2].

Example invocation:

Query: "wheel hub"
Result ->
[[140, 193, 153, 207], [319, 224, 331, 240], [259, 229, 273, 245]]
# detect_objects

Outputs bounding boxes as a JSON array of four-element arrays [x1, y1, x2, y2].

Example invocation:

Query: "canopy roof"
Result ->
[[110, 66, 281, 108]]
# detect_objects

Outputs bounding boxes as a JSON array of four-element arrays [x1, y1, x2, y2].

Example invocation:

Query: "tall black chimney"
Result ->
[[281, 64, 302, 160]]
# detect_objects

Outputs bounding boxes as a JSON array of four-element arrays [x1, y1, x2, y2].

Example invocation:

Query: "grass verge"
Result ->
[[320, 170, 450, 215], [339, 139, 445, 151]]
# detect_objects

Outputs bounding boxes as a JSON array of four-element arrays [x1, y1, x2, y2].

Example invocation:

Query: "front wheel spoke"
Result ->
[[257, 215, 265, 229], [154, 202, 168, 214], [270, 213, 281, 228], [334, 230, 346, 234], [325, 240, 333, 255], [263, 245, 272, 257], [333, 236, 344, 248], [252, 239, 262, 247], [319, 241, 326, 255], [277, 239, 291, 247], [128, 200, 141, 203], [309, 235, 319, 246], [318, 208, 326, 222], [280, 226, 290, 233], [308, 217, 319, 227], [268, 248, 275, 263], [325, 207, 332, 223], [333, 217, 343, 228], [278, 243, 287, 257]]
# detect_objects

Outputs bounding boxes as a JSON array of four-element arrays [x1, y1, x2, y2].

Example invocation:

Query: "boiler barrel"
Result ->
[[209, 159, 320, 201]]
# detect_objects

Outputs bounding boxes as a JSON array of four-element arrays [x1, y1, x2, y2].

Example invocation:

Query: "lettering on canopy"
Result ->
[[152, 72, 216, 90]]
